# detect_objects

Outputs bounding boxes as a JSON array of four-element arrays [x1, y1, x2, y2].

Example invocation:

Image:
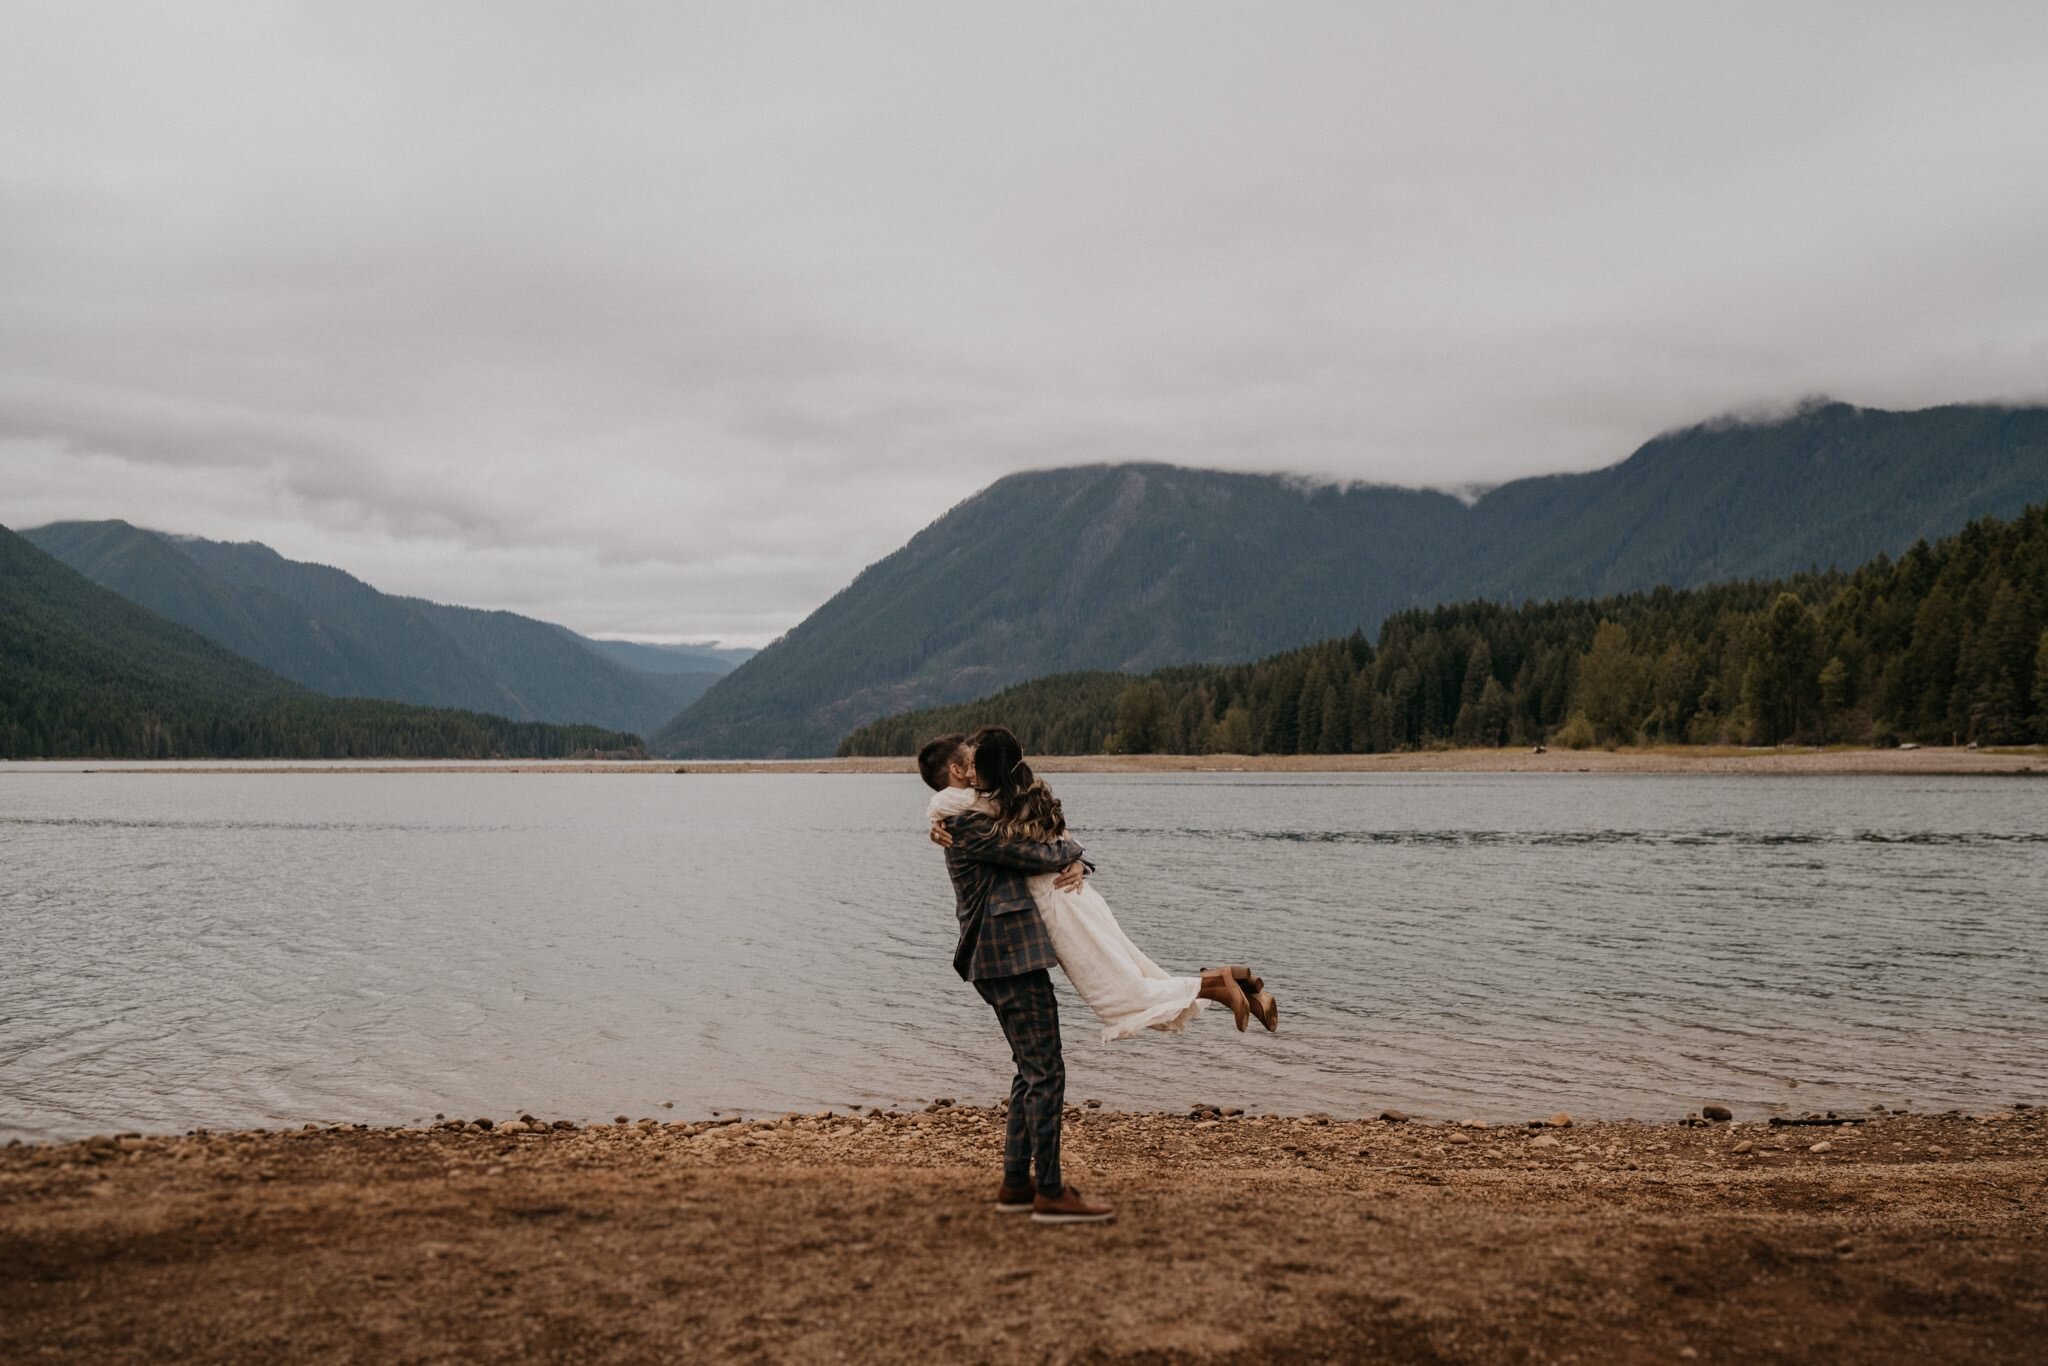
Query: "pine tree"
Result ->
[[1818, 656, 1849, 742], [1575, 621, 1642, 743]]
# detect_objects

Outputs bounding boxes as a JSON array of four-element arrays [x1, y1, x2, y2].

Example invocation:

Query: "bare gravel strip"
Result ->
[[4, 1107, 2044, 1363]]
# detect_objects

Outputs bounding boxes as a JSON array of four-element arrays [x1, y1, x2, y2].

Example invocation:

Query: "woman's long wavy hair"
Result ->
[[970, 725, 1066, 843]]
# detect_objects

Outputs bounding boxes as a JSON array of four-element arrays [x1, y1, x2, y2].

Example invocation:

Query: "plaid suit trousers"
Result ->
[[974, 969, 1064, 1197]]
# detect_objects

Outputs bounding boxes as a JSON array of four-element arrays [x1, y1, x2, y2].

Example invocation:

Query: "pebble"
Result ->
[[1732, 1140, 1755, 1154], [1379, 1110, 1409, 1124], [1809, 1140, 1833, 1154], [1528, 1135, 1560, 1149], [1702, 1105, 1733, 1122], [473, 1118, 494, 1131], [1447, 1132, 1473, 1145], [1548, 1113, 1573, 1128]]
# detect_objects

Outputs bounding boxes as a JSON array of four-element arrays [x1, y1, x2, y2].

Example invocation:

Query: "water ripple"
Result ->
[[1, 770, 2043, 1140]]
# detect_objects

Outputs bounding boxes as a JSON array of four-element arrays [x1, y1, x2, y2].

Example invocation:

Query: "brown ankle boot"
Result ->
[[1200, 968, 1251, 1031], [1246, 988, 1279, 1033]]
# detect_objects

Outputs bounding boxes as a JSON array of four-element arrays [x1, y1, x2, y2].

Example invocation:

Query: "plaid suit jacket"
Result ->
[[942, 811, 1086, 981]]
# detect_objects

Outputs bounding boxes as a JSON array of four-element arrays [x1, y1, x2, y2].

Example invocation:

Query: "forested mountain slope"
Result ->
[[0, 525, 638, 759], [841, 503, 2048, 755], [664, 401, 2048, 757], [23, 522, 716, 736]]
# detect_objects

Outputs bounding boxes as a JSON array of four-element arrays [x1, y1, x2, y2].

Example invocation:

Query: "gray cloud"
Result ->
[[4, 1, 2046, 643]]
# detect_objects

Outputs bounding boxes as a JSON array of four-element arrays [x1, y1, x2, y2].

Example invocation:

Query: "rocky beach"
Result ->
[[4, 1104, 2043, 1363]]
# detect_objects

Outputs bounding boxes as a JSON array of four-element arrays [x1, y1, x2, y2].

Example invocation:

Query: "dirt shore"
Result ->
[[5, 1107, 2043, 1363], [42, 745, 2048, 777]]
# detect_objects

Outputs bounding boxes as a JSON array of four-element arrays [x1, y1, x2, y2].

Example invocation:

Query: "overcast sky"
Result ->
[[4, 2, 2046, 644]]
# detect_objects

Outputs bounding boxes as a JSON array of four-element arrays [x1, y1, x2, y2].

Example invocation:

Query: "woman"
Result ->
[[930, 725, 1279, 1041]]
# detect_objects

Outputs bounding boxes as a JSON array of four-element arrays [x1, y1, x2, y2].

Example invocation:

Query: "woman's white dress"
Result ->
[[931, 788, 1205, 1042]]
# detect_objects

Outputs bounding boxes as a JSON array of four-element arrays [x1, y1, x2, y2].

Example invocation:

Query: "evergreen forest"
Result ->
[[840, 504, 2048, 756], [1, 524, 642, 760]]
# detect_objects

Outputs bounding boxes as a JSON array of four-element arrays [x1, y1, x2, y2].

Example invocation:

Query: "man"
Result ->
[[917, 732, 1115, 1225]]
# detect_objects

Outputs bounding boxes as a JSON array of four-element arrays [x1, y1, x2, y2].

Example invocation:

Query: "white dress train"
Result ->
[[930, 787, 1205, 1042], [1028, 873, 1207, 1042]]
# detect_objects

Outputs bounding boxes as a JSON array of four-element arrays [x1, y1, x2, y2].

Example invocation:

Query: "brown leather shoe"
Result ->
[[1247, 988, 1279, 1033], [1031, 1186, 1115, 1224], [994, 1182, 1035, 1214], [1200, 968, 1251, 1031]]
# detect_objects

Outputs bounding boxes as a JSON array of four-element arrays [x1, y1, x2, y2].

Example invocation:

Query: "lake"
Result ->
[[2, 767, 2043, 1141]]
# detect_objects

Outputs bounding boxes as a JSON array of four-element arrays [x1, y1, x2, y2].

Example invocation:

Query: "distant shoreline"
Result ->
[[11, 744, 2043, 776]]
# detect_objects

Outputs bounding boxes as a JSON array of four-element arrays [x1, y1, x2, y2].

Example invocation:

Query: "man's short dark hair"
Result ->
[[917, 733, 967, 792]]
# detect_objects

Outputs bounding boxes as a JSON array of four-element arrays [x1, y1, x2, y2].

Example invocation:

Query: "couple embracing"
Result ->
[[920, 725, 1279, 1225]]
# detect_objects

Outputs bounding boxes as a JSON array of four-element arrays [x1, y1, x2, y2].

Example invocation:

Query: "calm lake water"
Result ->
[[2, 767, 2044, 1142]]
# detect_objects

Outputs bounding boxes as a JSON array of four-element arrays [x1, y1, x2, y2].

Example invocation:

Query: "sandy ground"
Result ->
[[5, 1106, 2044, 1363], [34, 745, 2048, 776]]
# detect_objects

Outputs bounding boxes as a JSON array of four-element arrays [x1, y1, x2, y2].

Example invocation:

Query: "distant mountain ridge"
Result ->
[[21, 522, 744, 737], [579, 637, 756, 675], [657, 401, 2048, 757], [839, 501, 2048, 756], [0, 524, 638, 760]]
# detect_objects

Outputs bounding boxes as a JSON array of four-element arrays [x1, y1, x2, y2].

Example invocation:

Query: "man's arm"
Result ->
[[943, 813, 1084, 874], [930, 815, 1092, 890]]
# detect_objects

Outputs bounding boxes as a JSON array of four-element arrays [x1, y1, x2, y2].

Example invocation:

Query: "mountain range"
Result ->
[[0, 525, 638, 760], [657, 401, 2048, 757], [839, 500, 2048, 756], [22, 521, 751, 739]]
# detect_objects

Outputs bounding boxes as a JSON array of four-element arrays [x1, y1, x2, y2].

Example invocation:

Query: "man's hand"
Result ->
[[1053, 861, 1086, 893], [929, 817, 955, 848]]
